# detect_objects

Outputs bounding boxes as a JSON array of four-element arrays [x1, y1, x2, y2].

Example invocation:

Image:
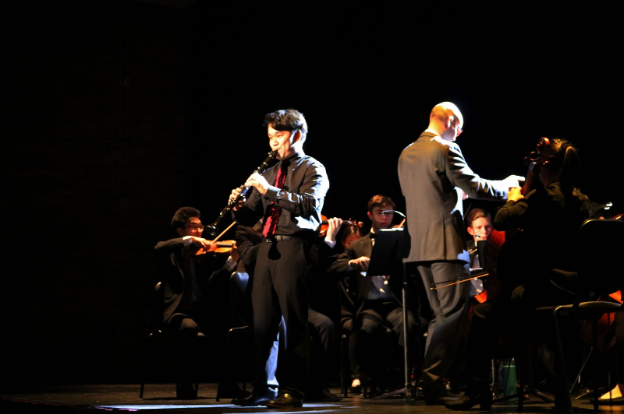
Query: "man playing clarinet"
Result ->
[[229, 109, 329, 408]]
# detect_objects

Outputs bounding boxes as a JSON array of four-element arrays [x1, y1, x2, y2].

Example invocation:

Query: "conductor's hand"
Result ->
[[349, 256, 370, 271], [244, 172, 270, 196], [229, 187, 246, 211], [502, 175, 525, 189]]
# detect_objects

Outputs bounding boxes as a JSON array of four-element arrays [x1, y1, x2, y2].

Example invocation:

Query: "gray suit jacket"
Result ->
[[398, 131, 509, 264]]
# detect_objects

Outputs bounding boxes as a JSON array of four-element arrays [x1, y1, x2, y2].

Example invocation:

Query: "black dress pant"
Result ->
[[251, 237, 311, 398]]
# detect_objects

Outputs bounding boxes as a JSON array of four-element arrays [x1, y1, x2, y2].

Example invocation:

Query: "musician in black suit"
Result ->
[[328, 195, 420, 394], [154, 206, 239, 399]]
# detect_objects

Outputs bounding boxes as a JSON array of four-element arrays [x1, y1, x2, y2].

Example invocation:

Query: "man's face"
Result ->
[[177, 217, 204, 237], [268, 125, 297, 159], [367, 205, 394, 232], [442, 114, 463, 142], [467, 217, 493, 241]]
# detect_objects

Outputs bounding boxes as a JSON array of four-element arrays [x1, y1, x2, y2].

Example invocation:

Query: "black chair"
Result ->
[[139, 281, 206, 399], [536, 218, 624, 411], [215, 271, 254, 401]]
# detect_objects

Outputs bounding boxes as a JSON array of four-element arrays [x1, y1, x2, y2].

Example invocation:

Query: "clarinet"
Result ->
[[205, 151, 277, 237]]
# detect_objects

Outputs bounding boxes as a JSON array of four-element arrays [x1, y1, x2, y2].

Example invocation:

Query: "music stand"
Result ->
[[365, 228, 415, 402], [367, 228, 405, 277]]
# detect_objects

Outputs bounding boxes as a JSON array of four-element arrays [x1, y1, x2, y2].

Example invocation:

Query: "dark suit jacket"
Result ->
[[154, 237, 229, 326], [398, 131, 510, 264]]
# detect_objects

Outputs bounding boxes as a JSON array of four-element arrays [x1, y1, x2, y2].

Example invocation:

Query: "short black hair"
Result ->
[[367, 194, 396, 213], [263, 109, 308, 139], [465, 207, 492, 227], [171, 207, 200, 229]]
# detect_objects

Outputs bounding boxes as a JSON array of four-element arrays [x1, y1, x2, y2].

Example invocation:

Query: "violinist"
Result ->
[[153, 206, 240, 399], [229, 109, 329, 408], [446, 207, 516, 411], [328, 195, 421, 395], [493, 138, 591, 412]]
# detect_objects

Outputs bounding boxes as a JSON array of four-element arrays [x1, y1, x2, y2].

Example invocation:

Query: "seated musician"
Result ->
[[465, 207, 502, 304], [446, 207, 513, 410], [153, 207, 239, 399], [328, 195, 421, 395], [492, 138, 591, 412]]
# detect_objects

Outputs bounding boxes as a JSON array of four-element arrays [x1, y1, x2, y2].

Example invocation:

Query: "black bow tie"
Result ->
[[369, 232, 376, 239]]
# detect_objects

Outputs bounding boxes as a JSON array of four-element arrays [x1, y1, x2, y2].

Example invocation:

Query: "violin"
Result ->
[[503, 137, 555, 240], [318, 215, 363, 237], [521, 137, 554, 196], [193, 221, 237, 257], [195, 240, 236, 256]]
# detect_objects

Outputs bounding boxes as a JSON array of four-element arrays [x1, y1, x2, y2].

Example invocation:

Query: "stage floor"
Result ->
[[2, 382, 623, 414]]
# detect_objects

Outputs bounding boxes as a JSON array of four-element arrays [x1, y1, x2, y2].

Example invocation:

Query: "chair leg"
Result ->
[[552, 308, 573, 410], [340, 333, 349, 398]]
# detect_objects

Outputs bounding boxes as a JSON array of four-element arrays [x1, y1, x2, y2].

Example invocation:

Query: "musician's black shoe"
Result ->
[[445, 383, 492, 411], [231, 388, 277, 406], [418, 379, 456, 405], [266, 392, 303, 408]]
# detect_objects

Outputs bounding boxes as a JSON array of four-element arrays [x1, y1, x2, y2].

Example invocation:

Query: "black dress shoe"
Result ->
[[445, 393, 492, 411], [421, 387, 453, 405], [445, 381, 492, 411], [266, 393, 303, 408], [231, 388, 277, 406]]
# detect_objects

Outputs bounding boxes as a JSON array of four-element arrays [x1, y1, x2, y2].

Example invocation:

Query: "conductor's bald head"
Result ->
[[428, 102, 464, 142]]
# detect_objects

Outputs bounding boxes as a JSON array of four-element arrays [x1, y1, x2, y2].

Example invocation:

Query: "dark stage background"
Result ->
[[3, 0, 622, 390]]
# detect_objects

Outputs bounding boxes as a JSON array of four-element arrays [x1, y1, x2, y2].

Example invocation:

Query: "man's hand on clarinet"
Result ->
[[244, 172, 270, 196], [229, 187, 246, 211]]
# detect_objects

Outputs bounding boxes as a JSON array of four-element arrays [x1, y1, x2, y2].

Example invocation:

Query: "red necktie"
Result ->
[[262, 162, 287, 237]]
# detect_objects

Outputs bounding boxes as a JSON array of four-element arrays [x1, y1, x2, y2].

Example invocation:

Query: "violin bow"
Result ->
[[430, 272, 490, 290], [195, 220, 236, 256]]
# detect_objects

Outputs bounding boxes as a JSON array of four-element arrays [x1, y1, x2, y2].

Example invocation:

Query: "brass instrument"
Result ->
[[205, 151, 277, 237]]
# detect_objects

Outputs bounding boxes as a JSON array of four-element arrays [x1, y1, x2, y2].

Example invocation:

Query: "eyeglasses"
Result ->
[[453, 120, 463, 135], [185, 225, 204, 231]]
